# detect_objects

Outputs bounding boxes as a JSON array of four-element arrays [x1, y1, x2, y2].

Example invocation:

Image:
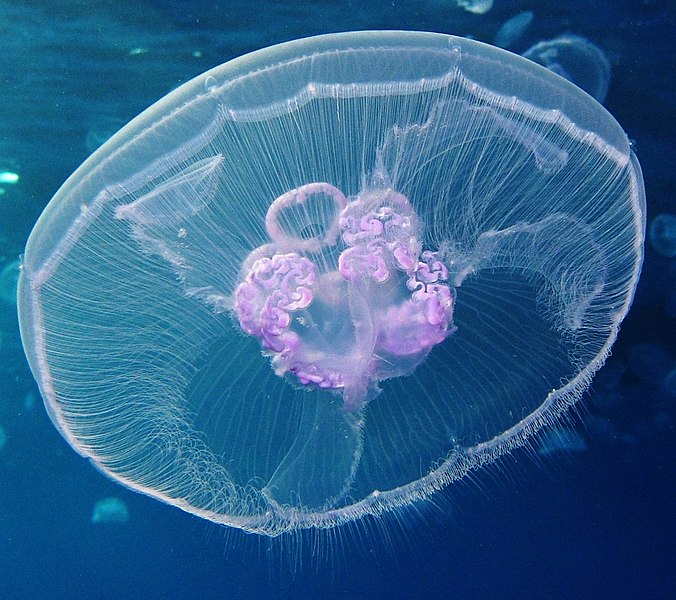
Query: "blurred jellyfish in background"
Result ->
[[0, 170, 20, 194], [0, 423, 7, 451], [494, 11, 534, 49], [22, 391, 37, 414], [649, 214, 676, 257], [456, 0, 493, 15], [91, 497, 130, 524], [522, 35, 612, 103]]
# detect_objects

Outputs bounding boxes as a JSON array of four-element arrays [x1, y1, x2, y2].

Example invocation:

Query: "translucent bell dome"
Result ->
[[18, 31, 645, 535]]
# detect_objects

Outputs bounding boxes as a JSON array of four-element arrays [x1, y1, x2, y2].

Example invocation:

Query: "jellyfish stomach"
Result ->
[[234, 183, 457, 411]]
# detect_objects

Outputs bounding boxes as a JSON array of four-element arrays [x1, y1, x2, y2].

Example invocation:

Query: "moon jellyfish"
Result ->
[[523, 35, 611, 103], [494, 11, 534, 49], [649, 214, 676, 257], [18, 32, 645, 536], [91, 497, 130, 524], [456, 0, 493, 15]]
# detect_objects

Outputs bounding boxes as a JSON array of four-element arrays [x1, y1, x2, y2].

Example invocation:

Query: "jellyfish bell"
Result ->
[[18, 31, 645, 538]]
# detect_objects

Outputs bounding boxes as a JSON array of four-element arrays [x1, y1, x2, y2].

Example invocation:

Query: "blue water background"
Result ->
[[0, 1, 673, 598]]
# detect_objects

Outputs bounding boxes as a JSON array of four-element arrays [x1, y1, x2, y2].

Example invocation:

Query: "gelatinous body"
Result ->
[[649, 214, 676, 257], [91, 497, 130, 524], [456, 0, 493, 15], [523, 35, 611, 103], [18, 32, 645, 536]]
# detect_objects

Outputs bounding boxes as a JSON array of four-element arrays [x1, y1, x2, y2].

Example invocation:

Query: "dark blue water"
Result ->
[[0, 1, 673, 598]]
